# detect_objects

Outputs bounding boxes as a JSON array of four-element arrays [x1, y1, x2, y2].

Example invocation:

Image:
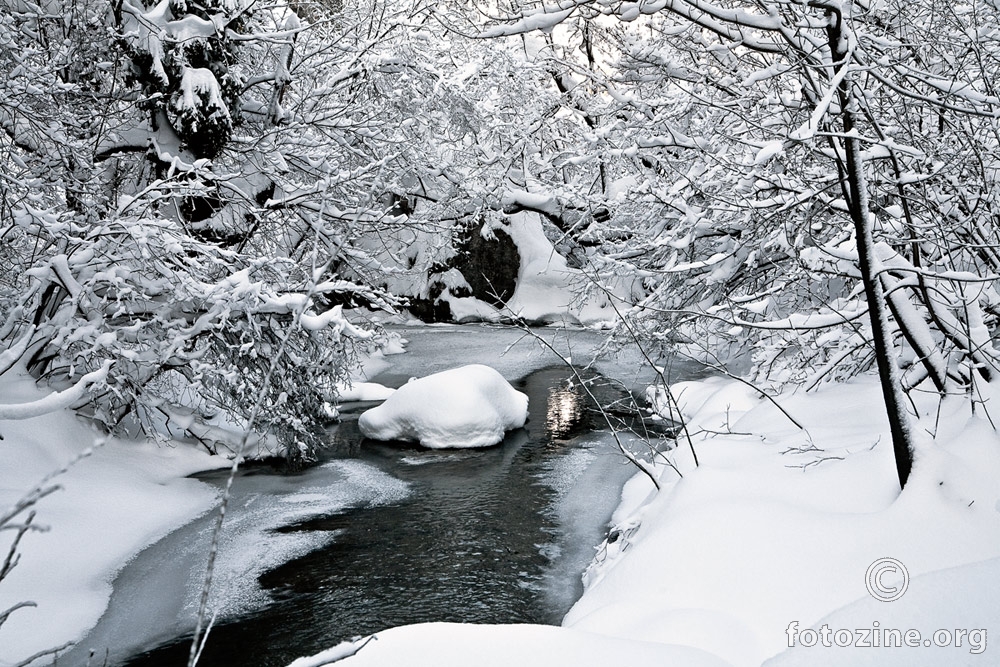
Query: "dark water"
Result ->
[[105, 366, 666, 667]]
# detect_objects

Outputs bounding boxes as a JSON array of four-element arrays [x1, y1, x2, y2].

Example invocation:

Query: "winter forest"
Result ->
[[2, 0, 1000, 665]]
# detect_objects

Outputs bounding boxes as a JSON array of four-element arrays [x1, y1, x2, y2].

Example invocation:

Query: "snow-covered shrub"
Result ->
[[119, 0, 243, 158], [0, 0, 426, 457]]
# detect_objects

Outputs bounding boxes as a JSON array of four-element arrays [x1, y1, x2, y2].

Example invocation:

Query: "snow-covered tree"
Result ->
[[0, 0, 444, 457], [477, 0, 1000, 488], [276, 4, 602, 320]]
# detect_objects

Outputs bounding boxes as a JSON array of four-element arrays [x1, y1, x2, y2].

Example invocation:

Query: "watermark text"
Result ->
[[786, 622, 987, 654]]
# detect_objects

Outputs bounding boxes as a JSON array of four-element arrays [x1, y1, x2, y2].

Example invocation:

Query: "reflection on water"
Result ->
[[545, 383, 584, 440]]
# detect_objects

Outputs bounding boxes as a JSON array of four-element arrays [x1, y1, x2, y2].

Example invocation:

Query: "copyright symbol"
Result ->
[[866, 557, 909, 602]]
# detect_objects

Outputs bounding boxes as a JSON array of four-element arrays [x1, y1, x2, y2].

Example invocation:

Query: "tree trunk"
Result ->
[[827, 11, 914, 488]]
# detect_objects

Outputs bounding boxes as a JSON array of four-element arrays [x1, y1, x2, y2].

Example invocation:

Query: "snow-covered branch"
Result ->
[[0, 362, 112, 420]]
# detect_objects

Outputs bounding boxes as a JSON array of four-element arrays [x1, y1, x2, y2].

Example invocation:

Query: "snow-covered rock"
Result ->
[[357, 364, 528, 448], [336, 381, 396, 402]]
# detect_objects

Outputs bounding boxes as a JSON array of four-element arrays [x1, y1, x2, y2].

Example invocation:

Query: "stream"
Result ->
[[64, 326, 706, 667]]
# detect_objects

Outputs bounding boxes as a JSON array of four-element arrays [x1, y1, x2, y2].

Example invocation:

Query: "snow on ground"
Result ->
[[0, 370, 225, 666], [6, 314, 997, 667], [501, 212, 622, 325], [765, 558, 997, 666], [287, 622, 731, 667], [563, 377, 1000, 666], [358, 364, 528, 448], [1, 344, 413, 666], [302, 373, 1000, 667]]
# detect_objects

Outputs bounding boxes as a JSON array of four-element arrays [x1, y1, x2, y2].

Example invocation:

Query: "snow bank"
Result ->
[[0, 370, 224, 666], [495, 212, 631, 326], [292, 622, 731, 667], [358, 364, 528, 448], [765, 557, 999, 666], [431, 212, 634, 326], [564, 377, 1000, 667]]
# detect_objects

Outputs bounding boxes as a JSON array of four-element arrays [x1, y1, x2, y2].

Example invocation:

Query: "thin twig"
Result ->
[[573, 267, 702, 467], [186, 256, 336, 667], [12, 641, 74, 667], [512, 322, 669, 488]]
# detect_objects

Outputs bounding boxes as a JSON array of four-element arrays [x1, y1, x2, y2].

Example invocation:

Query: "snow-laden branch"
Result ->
[[204, 270, 381, 339], [0, 361, 112, 420], [885, 62, 1000, 110], [613, 0, 786, 53], [501, 189, 562, 218], [478, 1, 582, 37], [634, 0, 783, 33], [49, 255, 83, 299], [0, 325, 36, 376], [226, 25, 308, 43], [285, 636, 376, 667], [666, 251, 731, 273], [813, 242, 1000, 285], [299, 305, 374, 339], [735, 307, 868, 330], [863, 64, 1000, 119], [790, 52, 852, 141], [477, 0, 786, 53]]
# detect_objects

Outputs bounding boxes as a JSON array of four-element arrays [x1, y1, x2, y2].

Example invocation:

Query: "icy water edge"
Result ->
[[64, 326, 706, 667]]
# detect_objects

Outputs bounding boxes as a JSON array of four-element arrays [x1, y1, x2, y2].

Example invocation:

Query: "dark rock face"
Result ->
[[407, 296, 453, 323], [409, 219, 521, 322], [451, 221, 520, 308]]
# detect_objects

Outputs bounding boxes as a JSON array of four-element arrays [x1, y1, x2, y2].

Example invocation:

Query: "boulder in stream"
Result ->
[[358, 365, 528, 448]]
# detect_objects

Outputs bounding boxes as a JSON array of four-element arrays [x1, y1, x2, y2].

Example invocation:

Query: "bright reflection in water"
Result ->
[[545, 383, 584, 439]]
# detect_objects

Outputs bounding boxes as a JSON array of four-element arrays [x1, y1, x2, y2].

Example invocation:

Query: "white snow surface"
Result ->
[[765, 557, 998, 666], [357, 364, 528, 448], [561, 377, 1000, 667], [500, 212, 631, 326], [300, 372, 1000, 667], [289, 622, 731, 667], [174, 67, 228, 118], [5, 321, 999, 667], [335, 380, 396, 402], [0, 370, 224, 666], [441, 211, 633, 326]]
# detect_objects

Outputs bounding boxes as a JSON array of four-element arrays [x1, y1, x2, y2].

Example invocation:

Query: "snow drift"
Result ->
[[287, 622, 730, 667], [357, 364, 528, 448]]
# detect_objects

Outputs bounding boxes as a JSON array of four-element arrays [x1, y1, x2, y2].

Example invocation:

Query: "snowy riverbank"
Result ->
[[0, 372, 226, 666], [303, 375, 1000, 667], [4, 339, 998, 667], [0, 324, 672, 665]]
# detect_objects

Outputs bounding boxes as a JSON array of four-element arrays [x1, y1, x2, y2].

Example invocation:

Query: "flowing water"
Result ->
[[64, 326, 705, 667]]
